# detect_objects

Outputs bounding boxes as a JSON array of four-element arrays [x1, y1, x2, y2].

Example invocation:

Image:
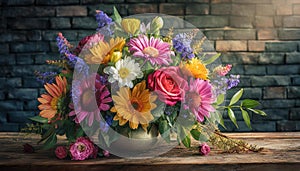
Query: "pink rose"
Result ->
[[103, 150, 110, 157], [74, 33, 104, 55], [199, 143, 210, 156], [55, 146, 67, 159], [69, 137, 95, 160], [147, 66, 188, 106]]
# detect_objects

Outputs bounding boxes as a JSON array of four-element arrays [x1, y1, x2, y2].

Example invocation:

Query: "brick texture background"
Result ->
[[0, 0, 299, 132]]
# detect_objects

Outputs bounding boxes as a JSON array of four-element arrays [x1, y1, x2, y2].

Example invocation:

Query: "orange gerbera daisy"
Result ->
[[38, 76, 67, 120], [85, 37, 125, 64], [111, 81, 157, 131], [181, 58, 209, 80]]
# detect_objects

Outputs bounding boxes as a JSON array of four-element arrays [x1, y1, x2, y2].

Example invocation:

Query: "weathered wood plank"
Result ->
[[0, 132, 299, 171]]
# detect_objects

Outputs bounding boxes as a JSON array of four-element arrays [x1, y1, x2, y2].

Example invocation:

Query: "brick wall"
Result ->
[[0, 0, 299, 132]]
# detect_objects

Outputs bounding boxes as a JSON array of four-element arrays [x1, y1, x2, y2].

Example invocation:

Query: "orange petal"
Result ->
[[38, 104, 51, 110], [119, 117, 128, 126], [41, 94, 52, 102], [44, 84, 57, 97], [129, 121, 138, 129], [40, 109, 56, 120], [38, 97, 50, 104]]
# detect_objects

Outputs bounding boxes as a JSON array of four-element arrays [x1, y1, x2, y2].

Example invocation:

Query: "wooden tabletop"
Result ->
[[0, 132, 299, 171]]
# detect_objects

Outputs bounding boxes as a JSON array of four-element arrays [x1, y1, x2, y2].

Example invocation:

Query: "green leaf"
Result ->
[[248, 109, 267, 116], [229, 89, 243, 106], [176, 125, 191, 148], [190, 129, 200, 140], [29, 116, 48, 124], [241, 108, 252, 129], [76, 127, 85, 138], [42, 133, 57, 150], [159, 120, 170, 143], [199, 133, 209, 142], [228, 108, 238, 128], [39, 126, 55, 144], [181, 134, 191, 148], [112, 6, 122, 24], [202, 53, 221, 65], [152, 103, 165, 118], [216, 111, 226, 129], [241, 99, 260, 108], [216, 94, 225, 105], [64, 120, 76, 142]]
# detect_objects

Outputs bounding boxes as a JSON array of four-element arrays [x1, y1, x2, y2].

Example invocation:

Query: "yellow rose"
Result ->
[[121, 18, 141, 35]]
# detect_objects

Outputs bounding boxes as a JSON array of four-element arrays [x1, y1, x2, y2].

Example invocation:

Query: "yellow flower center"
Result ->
[[80, 90, 99, 112], [190, 93, 201, 107], [119, 68, 130, 79], [77, 143, 86, 152], [143, 47, 159, 57], [50, 97, 58, 110]]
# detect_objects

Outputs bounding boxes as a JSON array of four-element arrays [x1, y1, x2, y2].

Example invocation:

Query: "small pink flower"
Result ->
[[103, 150, 110, 157], [214, 64, 232, 76], [69, 137, 94, 160], [55, 146, 68, 159], [199, 143, 210, 156]]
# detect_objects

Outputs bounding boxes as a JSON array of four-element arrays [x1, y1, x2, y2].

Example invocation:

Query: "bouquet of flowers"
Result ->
[[26, 7, 266, 160]]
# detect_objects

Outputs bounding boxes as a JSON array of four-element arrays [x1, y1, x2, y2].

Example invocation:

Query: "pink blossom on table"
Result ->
[[103, 150, 110, 157], [55, 146, 68, 159], [69, 137, 95, 160], [199, 143, 210, 156]]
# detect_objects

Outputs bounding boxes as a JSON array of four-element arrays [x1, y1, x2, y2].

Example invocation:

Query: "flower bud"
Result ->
[[151, 16, 164, 30], [110, 51, 122, 63]]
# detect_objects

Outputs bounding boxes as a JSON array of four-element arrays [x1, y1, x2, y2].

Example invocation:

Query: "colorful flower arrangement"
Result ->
[[26, 7, 266, 160]]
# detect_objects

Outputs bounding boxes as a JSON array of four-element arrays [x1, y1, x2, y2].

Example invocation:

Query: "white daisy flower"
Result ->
[[103, 57, 143, 88]]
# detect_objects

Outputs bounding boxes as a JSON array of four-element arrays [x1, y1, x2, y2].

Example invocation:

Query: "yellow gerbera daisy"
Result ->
[[85, 37, 125, 64], [181, 58, 208, 80], [37, 76, 67, 120], [111, 81, 157, 131]]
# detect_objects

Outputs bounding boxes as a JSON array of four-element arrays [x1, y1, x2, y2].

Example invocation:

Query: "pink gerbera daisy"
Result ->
[[69, 73, 112, 126], [185, 79, 215, 122], [128, 35, 173, 66]]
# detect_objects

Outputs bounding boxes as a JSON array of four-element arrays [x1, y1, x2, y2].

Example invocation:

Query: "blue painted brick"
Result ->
[[276, 121, 298, 131], [24, 100, 38, 110], [290, 108, 300, 120], [0, 101, 23, 111], [0, 112, 7, 123], [7, 111, 35, 123], [8, 88, 38, 100], [0, 123, 19, 132], [0, 55, 16, 65], [16, 54, 34, 65]]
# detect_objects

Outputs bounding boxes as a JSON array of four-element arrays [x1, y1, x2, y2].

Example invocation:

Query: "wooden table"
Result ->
[[0, 132, 299, 171]]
